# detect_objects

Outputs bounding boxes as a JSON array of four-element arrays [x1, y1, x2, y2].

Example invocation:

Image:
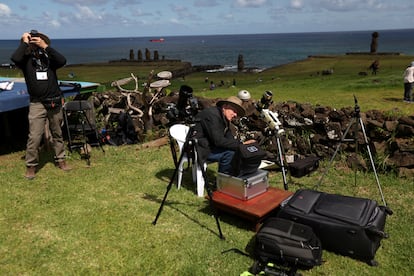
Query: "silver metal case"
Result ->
[[216, 169, 269, 200]]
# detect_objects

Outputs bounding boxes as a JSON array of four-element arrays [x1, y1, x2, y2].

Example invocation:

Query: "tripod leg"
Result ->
[[359, 118, 387, 206], [152, 141, 187, 225], [194, 143, 225, 240], [275, 135, 288, 190], [315, 117, 356, 189]]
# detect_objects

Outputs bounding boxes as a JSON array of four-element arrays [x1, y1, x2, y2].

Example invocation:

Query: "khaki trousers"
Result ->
[[25, 102, 66, 167]]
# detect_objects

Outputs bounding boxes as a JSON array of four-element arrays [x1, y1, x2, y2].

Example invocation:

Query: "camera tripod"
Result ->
[[152, 123, 225, 240], [315, 96, 387, 206]]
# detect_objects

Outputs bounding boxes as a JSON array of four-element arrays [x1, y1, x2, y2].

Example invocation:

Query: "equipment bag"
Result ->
[[42, 96, 63, 110], [288, 156, 320, 178], [231, 142, 267, 177], [253, 217, 323, 274]]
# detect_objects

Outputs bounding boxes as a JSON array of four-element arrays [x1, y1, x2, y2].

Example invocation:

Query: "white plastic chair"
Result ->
[[169, 124, 205, 197]]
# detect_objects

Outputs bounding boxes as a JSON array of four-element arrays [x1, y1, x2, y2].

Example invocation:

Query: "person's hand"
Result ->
[[22, 32, 31, 44], [243, 139, 256, 145], [29, 35, 48, 50]]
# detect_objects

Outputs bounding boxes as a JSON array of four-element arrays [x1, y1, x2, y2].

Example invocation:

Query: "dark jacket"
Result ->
[[11, 42, 66, 102], [193, 106, 241, 163]]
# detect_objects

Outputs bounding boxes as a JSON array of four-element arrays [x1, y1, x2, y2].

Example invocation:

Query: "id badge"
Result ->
[[36, 72, 48, 80]]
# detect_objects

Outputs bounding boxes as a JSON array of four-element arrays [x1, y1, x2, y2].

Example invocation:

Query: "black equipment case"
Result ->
[[252, 217, 323, 275], [277, 189, 392, 265], [216, 169, 269, 200], [231, 142, 267, 177], [288, 156, 320, 178]]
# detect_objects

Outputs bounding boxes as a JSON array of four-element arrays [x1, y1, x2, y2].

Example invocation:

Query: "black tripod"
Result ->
[[315, 96, 387, 206], [152, 123, 225, 240]]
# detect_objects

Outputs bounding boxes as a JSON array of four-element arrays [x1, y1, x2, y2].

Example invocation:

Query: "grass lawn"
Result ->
[[0, 54, 413, 275], [0, 145, 413, 275]]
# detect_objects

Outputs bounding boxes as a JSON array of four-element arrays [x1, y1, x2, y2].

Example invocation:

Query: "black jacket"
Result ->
[[11, 42, 66, 102], [193, 106, 241, 164]]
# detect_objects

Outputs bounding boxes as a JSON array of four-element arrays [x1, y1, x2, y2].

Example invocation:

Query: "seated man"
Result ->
[[193, 96, 255, 175]]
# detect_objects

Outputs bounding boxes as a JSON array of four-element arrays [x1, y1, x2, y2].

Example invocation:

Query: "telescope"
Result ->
[[261, 109, 284, 135]]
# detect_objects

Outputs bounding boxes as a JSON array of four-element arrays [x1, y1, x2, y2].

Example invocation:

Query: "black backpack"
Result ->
[[252, 217, 323, 274]]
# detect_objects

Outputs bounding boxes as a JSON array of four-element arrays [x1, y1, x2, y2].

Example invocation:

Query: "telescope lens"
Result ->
[[264, 90, 273, 99]]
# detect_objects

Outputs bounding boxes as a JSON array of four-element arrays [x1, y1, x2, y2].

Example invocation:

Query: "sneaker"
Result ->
[[57, 161, 72, 171], [25, 166, 36, 179]]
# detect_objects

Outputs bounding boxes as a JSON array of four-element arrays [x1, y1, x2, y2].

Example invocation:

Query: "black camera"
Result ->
[[30, 30, 39, 37], [166, 85, 199, 123]]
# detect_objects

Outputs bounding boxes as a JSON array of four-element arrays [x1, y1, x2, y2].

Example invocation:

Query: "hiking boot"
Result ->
[[57, 161, 72, 171], [25, 166, 36, 180]]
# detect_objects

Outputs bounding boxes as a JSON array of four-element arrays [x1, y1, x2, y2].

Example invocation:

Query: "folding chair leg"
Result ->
[[194, 163, 207, 197]]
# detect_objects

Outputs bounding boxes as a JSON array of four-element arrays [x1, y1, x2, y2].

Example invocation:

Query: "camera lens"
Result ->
[[264, 90, 273, 99]]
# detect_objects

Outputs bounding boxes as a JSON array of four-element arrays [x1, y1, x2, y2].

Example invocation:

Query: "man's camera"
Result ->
[[30, 30, 39, 37]]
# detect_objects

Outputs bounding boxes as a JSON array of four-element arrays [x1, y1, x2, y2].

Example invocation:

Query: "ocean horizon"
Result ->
[[1, 29, 414, 70]]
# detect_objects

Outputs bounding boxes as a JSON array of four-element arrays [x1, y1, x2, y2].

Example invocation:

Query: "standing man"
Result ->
[[403, 61, 414, 103], [193, 96, 255, 175], [11, 30, 71, 179]]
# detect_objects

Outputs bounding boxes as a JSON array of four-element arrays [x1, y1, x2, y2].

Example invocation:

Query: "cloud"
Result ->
[[50, 19, 61, 28], [116, 0, 142, 6], [130, 8, 153, 17], [235, 0, 267, 8], [290, 0, 304, 10], [55, 0, 109, 5], [317, 0, 361, 11], [74, 4, 103, 21], [194, 0, 220, 7], [0, 3, 11, 16]]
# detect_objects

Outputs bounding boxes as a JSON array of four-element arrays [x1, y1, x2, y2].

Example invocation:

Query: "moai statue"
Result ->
[[129, 49, 134, 60], [145, 48, 151, 61], [137, 49, 143, 61], [237, 54, 244, 71], [154, 50, 159, 61], [370, 32, 379, 53]]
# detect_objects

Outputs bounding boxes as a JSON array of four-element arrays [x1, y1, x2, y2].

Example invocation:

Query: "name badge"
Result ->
[[36, 72, 48, 80]]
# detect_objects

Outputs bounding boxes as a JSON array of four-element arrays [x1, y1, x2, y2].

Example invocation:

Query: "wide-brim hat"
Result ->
[[38, 33, 51, 45], [216, 96, 246, 117]]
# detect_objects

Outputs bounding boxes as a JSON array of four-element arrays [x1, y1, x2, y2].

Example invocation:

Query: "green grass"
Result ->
[[0, 145, 413, 275], [1, 55, 413, 275]]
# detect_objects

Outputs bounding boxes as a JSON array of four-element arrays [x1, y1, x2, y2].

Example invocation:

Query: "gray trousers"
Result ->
[[404, 82, 413, 101], [25, 102, 66, 167]]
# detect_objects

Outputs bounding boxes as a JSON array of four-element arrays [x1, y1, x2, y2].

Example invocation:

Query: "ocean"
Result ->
[[1, 29, 414, 70]]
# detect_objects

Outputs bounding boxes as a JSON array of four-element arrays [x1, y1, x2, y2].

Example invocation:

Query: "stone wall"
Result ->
[[269, 101, 414, 177]]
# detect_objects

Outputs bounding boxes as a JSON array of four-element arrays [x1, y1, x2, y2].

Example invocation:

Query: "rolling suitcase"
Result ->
[[252, 217, 323, 275], [277, 189, 392, 266]]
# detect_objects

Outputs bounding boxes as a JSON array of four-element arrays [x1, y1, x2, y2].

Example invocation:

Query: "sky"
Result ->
[[0, 0, 413, 39]]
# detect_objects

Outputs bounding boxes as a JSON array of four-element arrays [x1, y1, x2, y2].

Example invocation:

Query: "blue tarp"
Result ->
[[0, 77, 100, 113]]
